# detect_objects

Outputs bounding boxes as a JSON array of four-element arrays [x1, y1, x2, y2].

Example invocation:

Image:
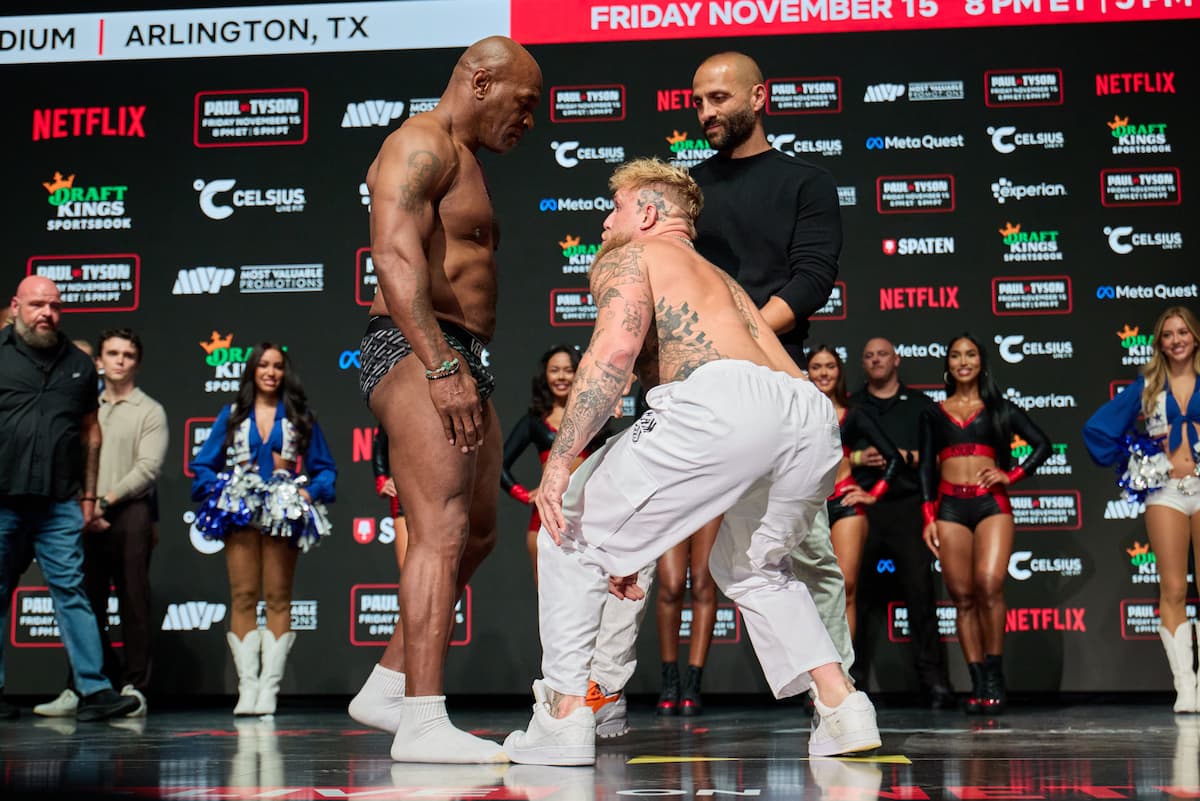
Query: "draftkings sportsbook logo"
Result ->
[[557, 234, 601, 276], [43, 171, 132, 232], [999, 222, 1061, 263], [1116, 324, 1155, 367], [1012, 435, 1071, 476], [1127, 541, 1159, 585], [1107, 114, 1171, 155], [665, 130, 715, 167], [199, 332, 281, 394]]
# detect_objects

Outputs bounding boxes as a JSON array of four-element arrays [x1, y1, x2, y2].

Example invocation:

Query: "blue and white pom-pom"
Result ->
[[1117, 433, 1172, 504], [258, 470, 333, 552], [194, 464, 266, 540]]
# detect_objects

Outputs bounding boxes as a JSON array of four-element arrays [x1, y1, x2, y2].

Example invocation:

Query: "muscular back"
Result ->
[[366, 113, 498, 341], [595, 239, 803, 390]]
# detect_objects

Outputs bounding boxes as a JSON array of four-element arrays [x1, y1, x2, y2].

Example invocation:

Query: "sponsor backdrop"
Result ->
[[2, 1, 1196, 697]]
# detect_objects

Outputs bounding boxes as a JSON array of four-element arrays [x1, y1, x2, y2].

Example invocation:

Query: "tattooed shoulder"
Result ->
[[716, 270, 760, 339], [655, 297, 722, 382], [397, 149, 443, 213], [590, 243, 646, 289]]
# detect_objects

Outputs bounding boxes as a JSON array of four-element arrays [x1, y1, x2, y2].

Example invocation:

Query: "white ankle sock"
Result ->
[[390, 695, 507, 764], [348, 664, 407, 732]]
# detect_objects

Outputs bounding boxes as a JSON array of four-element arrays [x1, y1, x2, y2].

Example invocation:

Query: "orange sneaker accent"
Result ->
[[585, 681, 621, 713]]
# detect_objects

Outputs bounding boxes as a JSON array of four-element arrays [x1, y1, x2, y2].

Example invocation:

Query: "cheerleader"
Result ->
[[191, 343, 336, 715], [1085, 307, 1200, 713]]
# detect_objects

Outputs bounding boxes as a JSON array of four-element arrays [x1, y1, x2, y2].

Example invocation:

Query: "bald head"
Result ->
[[694, 52, 763, 88], [447, 35, 542, 154], [862, 337, 900, 387], [692, 51, 767, 154], [11, 275, 63, 349]]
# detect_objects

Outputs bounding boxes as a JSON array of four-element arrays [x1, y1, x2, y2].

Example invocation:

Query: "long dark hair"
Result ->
[[529, 344, 581, 418], [941, 332, 1012, 469], [224, 342, 313, 457], [805, 344, 849, 408]]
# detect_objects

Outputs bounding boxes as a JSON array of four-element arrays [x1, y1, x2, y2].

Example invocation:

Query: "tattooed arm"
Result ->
[[369, 126, 484, 450], [536, 243, 654, 540]]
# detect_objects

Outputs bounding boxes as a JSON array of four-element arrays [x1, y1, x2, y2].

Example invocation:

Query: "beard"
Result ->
[[594, 230, 633, 265], [14, 316, 58, 349], [706, 105, 758, 152]]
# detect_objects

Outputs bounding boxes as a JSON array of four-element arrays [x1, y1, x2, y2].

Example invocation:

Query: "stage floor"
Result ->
[[1, 700, 1196, 800]]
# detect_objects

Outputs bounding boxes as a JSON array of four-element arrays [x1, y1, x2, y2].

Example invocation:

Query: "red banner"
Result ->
[[511, 0, 1199, 43]]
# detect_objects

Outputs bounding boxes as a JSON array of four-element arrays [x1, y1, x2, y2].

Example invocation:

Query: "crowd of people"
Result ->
[[0, 34, 1195, 770]]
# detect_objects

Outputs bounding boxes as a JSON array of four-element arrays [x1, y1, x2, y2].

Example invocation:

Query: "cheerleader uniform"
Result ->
[[501, 414, 608, 531], [827, 407, 903, 523], [191, 402, 337, 551]]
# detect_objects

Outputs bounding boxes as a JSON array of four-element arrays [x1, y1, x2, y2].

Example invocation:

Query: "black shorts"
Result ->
[[827, 498, 864, 525], [359, 316, 496, 403], [936, 485, 1012, 530]]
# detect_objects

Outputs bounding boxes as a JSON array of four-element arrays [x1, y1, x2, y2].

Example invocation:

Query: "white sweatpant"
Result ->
[[538, 360, 843, 699]]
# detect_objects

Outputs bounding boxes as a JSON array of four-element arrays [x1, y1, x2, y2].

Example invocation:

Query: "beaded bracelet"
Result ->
[[425, 357, 461, 380]]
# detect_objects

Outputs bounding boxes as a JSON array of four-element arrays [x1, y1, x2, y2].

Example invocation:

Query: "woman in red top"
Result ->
[[501, 345, 610, 580], [919, 334, 1049, 714]]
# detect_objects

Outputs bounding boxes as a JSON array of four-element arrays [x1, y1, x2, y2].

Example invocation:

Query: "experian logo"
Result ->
[[991, 177, 1067, 204], [1003, 388, 1077, 409]]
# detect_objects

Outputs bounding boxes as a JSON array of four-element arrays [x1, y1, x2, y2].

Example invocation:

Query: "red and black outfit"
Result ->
[[371, 427, 402, 518], [918, 402, 1050, 530], [828, 407, 902, 523], [501, 414, 608, 531]]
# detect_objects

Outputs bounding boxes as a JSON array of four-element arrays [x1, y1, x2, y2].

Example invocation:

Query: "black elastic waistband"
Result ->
[[366, 316, 486, 359]]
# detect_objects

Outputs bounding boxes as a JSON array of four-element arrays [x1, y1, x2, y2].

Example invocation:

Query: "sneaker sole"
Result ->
[[808, 731, 882, 757], [595, 718, 630, 738], [506, 742, 595, 766]]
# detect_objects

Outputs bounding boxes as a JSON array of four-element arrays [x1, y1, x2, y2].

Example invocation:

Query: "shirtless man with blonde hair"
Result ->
[[503, 159, 881, 765], [350, 35, 541, 764]]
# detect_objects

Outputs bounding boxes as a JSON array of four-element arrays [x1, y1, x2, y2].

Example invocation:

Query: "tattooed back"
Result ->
[[592, 238, 805, 390], [366, 114, 499, 340]]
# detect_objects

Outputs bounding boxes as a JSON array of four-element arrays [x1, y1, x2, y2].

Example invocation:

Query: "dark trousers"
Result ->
[[856, 493, 948, 690], [82, 498, 155, 692]]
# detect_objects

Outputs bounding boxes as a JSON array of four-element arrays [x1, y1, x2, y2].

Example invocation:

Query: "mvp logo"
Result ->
[[161, 602, 227, 631]]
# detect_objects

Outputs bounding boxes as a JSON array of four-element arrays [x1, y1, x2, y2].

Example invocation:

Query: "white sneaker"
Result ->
[[808, 686, 881, 757], [33, 689, 79, 718], [120, 684, 148, 717], [587, 682, 630, 739], [809, 756, 883, 798], [503, 680, 596, 766]]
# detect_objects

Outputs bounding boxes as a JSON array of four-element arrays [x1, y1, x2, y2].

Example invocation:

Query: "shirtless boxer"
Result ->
[[349, 36, 541, 764], [503, 159, 881, 765]]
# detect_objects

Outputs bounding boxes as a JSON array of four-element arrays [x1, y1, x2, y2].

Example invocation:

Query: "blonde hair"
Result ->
[[608, 158, 704, 235], [1141, 305, 1200, 415]]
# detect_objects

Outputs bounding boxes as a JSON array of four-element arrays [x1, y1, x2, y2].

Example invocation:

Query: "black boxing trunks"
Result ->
[[359, 316, 496, 403]]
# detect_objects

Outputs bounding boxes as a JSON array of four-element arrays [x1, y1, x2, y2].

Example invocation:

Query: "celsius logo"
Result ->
[[767, 133, 843, 157], [995, 334, 1073, 364], [882, 236, 955, 256], [987, 125, 1064, 154], [1104, 225, 1183, 255], [865, 133, 965, 151], [550, 140, 625, 168], [538, 197, 614, 213], [1095, 71, 1175, 95], [991, 177, 1067, 204], [194, 178, 306, 219], [1008, 551, 1083, 581], [1107, 114, 1170, 155], [341, 100, 405, 128], [32, 106, 146, 141], [864, 83, 904, 102]]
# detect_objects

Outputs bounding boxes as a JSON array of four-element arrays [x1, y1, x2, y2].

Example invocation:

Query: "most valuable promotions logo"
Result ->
[[43, 171, 132, 232], [1116, 324, 1155, 367], [999, 222, 1062, 263], [1107, 114, 1171, 155], [558, 234, 601, 276], [665, 130, 714, 167]]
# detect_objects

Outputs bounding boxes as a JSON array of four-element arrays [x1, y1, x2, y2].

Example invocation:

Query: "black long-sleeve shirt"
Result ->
[[849, 384, 935, 501], [691, 148, 842, 353], [917, 401, 1051, 503], [840, 406, 903, 492], [501, 413, 609, 500]]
